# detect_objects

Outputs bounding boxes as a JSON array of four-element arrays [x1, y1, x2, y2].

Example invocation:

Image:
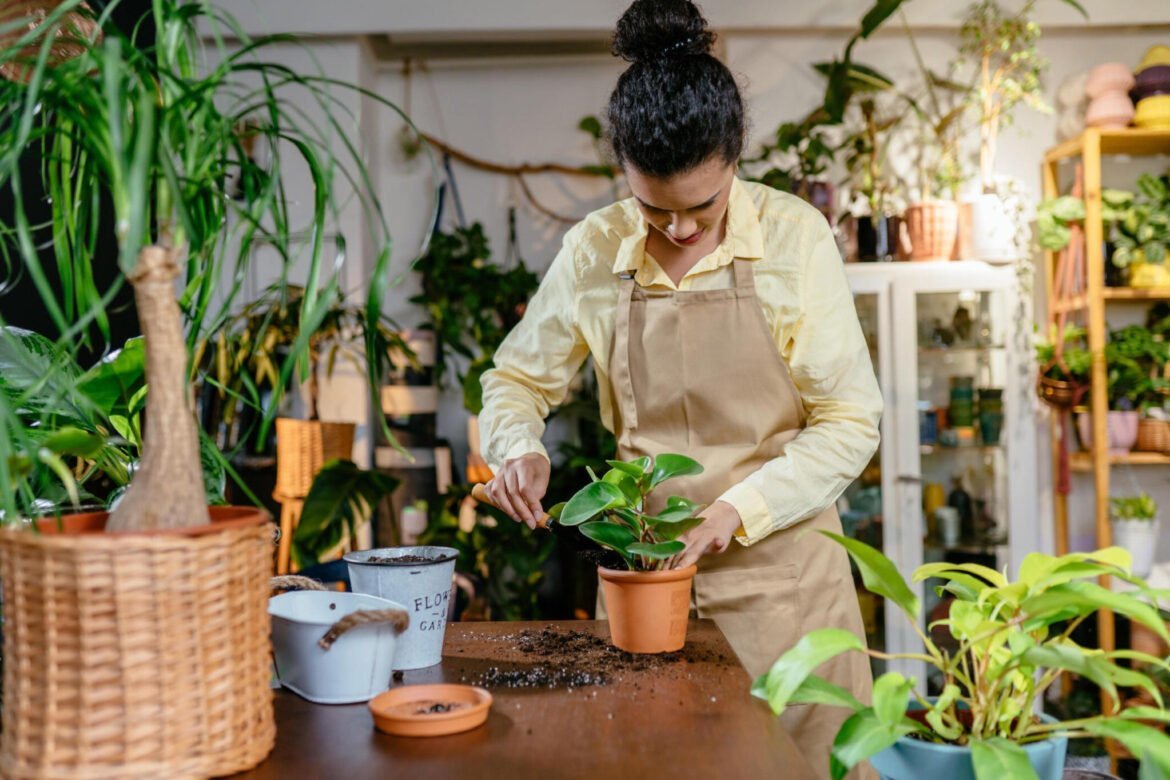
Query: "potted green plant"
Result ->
[[1075, 325, 1170, 454], [1034, 324, 1091, 408], [1111, 174, 1170, 288], [0, 1, 418, 775], [553, 453, 705, 654], [1110, 493, 1160, 578], [754, 534, 1170, 780], [840, 94, 905, 261]]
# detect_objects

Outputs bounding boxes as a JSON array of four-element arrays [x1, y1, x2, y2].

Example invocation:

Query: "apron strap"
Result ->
[[732, 258, 755, 293], [612, 272, 640, 431]]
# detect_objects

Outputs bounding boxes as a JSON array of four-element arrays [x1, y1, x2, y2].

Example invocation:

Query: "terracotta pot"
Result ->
[[904, 201, 959, 262], [1076, 410, 1139, 454], [0, 506, 275, 779], [598, 564, 696, 653]]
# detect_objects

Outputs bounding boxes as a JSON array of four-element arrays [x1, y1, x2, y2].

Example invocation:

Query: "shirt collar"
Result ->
[[610, 176, 764, 279]]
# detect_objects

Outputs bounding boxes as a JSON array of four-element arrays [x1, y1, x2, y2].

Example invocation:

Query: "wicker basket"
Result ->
[[0, 1, 99, 83], [904, 201, 959, 262], [275, 418, 356, 498], [1137, 418, 1170, 453], [0, 506, 276, 779]]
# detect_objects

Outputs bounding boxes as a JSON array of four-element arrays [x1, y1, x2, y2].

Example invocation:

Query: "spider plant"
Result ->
[[0, 0, 435, 528]]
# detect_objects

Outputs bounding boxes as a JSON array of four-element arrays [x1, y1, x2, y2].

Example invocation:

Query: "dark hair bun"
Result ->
[[611, 0, 715, 64]]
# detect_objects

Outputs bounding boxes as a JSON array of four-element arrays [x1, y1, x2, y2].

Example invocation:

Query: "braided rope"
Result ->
[[318, 609, 410, 650]]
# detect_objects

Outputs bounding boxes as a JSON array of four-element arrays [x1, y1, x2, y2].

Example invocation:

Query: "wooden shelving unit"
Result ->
[[1043, 128, 1170, 762]]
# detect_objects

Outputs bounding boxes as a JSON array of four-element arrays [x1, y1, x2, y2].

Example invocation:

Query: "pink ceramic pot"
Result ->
[[1086, 92, 1135, 128], [1077, 410, 1140, 454], [1085, 62, 1136, 99]]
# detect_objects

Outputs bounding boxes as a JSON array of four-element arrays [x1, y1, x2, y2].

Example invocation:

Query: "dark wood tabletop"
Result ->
[[235, 619, 814, 779]]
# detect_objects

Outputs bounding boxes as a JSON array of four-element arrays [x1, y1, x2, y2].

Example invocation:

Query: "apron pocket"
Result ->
[[693, 562, 801, 679]]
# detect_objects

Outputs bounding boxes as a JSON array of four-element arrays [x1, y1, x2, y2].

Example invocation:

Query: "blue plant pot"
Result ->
[[870, 709, 1067, 780]]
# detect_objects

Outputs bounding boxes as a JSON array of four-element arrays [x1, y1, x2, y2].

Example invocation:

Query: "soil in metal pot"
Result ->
[[457, 627, 733, 690], [366, 554, 439, 564]]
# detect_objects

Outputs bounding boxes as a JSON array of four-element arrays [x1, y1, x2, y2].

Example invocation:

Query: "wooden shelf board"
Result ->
[[1070, 451, 1170, 472], [1103, 288, 1170, 301], [1046, 128, 1170, 162]]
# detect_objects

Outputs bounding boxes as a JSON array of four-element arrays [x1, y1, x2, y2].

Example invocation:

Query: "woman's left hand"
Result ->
[[669, 501, 742, 570]]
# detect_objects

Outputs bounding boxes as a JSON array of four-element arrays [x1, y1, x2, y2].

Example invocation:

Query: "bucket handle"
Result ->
[[269, 576, 411, 650], [318, 609, 410, 650], [270, 575, 329, 592]]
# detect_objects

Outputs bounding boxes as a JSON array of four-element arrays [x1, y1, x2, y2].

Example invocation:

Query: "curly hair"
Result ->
[[607, 0, 746, 178]]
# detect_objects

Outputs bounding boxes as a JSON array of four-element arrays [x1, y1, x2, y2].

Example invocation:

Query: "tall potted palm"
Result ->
[[0, 1, 421, 777]]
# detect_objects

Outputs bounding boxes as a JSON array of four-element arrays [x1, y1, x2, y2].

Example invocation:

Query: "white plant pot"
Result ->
[[269, 590, 409, 704], [345, 546, 458, 669], [1111, 517, 1161, 578], [966, 193, 1017, 264]]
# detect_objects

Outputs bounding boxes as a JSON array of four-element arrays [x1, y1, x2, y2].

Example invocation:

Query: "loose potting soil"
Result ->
[[366, 554, 438, 564], [458, 627, 731, 690]]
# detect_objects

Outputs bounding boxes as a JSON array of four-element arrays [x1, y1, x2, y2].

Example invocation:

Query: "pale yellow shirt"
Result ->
[[479, 177, 882, 545]]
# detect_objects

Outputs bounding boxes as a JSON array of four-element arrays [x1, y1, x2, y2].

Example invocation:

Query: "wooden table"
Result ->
[[237, 620, 814, 779]]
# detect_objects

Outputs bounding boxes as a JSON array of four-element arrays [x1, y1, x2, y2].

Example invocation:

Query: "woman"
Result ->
[[478, 1, 881, 775]]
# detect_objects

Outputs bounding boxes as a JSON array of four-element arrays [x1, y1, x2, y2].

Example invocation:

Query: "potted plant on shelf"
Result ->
[[755, 534, 1170, 780], [1110, 493, 1161, 578], [553, 454, 706, 654], [1110, 173, 1170, 289], [1076, 325, 1168, 454], [840, 94, 905, 261], [1034, 324, 1091, 409], [0, 1, 418, 775]]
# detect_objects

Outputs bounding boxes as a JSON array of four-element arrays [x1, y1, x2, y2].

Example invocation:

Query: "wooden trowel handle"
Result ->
[[470, 483, 550, 529]]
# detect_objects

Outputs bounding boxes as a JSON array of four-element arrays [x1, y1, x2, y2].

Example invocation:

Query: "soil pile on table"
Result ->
[[460, 627, 730, 689]]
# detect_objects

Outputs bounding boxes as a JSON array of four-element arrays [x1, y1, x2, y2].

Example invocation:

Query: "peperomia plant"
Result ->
[[754, 533, 1170, 780], [552, 454, 705, 572]]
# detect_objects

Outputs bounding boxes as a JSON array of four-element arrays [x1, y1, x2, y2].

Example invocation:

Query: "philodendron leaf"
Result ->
[[627, 540, 685, 560], [829, 708, 916, 780], [1084, 720, 1170, 778], [1021, 581, 1170, 643], [823, 532, 920, 621], [560, 481, 627, 526], [782, 675, 865, 712], [755, 628, 866, 715], [579, 521, 637, 567], [648, 453, 703, 489], [547, 502, 566, 520], [970, 738, 1039, 780], [871, 672, 913, 726]]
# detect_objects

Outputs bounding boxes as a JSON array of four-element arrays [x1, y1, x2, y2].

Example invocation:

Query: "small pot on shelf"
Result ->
[[1076, 410, 1139, 454], [1111, 516, 1160, 578], [855, 214, 897, 262], [904, 201, 959, 262]]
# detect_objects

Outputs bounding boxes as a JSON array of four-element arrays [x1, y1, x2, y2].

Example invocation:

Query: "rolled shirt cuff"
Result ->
[[488, 438, 550, 474], [717, 482, 773, 547]]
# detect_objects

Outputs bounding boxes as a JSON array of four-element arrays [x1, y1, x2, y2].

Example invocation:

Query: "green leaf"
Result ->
[[560, 480, 628, 526], [970, 738, 1039, 780], [1058, 0, 1088, 19], [41, 427, 104, 458], [579, 521, 637, 567], [293, 460, 400, 568], [606, 458, 649, 480], [602, 468, 642, 506], [578, 115, 603, 140], [785, 675, 865, 712], [829, 708, 916, 780], [626, 540, 685, 560], [76, 337, 145, 416], [915, 561, 1007, 588], [755, 628, 867, 715], [1084, 720, 1170, 777], [546, 501, 566, 520], [823, 531, 920, 620], [859, 0, 907, 38], [1021, 581, 1170, 642], [872, 672, 912, 726], [649, 515, 705, 541], [648, 453, 703, 489]]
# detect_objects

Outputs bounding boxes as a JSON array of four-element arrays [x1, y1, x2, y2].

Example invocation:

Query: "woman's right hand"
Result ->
[[483, 453, 550, 530]]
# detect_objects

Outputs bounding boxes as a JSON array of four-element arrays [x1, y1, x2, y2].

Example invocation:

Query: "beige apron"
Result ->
[[604, 257, 875, 780]]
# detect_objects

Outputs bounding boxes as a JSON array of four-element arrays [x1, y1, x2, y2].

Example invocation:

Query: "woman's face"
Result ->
[[624, 156, 736, 249]]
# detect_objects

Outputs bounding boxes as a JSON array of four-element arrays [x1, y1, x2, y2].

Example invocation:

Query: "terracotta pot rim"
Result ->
[[369, 684, 492, 737], [17, 505, 270, 538], [598, 564, 697, 583]]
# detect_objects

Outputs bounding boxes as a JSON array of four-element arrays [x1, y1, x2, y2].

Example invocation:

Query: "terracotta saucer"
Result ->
[[369, 684, 492, 737]]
